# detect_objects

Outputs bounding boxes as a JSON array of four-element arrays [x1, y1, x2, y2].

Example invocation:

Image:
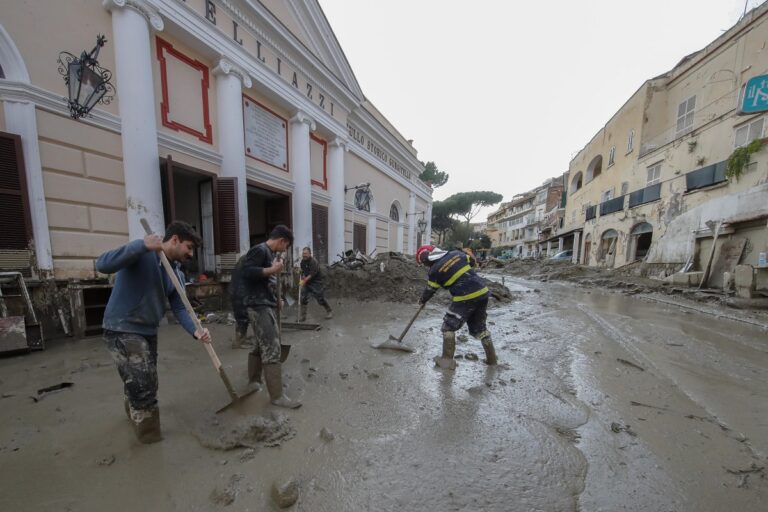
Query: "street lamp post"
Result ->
[[57, 35, 115, 119]]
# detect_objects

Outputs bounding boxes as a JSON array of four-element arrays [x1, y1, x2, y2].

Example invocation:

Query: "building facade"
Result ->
[[487, 176, 564, 258], [0, 0, 432, 287], [561, 4, 768, 287]]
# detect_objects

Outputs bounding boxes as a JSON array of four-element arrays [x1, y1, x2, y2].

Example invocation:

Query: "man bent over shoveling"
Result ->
[[417, 245, 497, 369], [230, 225, 301, 409], [96, 221, 211, 444]]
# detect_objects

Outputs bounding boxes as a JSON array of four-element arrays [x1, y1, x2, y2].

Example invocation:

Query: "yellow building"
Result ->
[[562, 4, 768, 291], [0, 0, 432, 338]]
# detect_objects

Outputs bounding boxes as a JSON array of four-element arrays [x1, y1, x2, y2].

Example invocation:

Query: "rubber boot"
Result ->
[[264, 363, 302, 409], [123, 396, 131, 421], [232, 323, 253, 349], [248, 353, 263, 384], [433, 331, 457, 370], [481, 337, 498, 366], [299, 307, 307, 323], [322, 303, 333, 320], [132, 407, 162, 444]]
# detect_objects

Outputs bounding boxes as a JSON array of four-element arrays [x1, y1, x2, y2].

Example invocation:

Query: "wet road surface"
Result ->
[[0, 278, 766, 511]]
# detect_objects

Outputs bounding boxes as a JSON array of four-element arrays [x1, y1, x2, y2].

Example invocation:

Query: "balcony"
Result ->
[[628, 183, 661, 208], [685, 161, 726, 192], [585, 205, 597, 221], [599, 195, 625, 216]]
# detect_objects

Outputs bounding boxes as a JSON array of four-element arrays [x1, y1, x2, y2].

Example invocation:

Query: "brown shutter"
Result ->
[[0, 132, 32, 250], [311, 204, 328, 264], [353, 223, 367, 254], [159, 155, 176, 226], [214, 176, 239, 255]]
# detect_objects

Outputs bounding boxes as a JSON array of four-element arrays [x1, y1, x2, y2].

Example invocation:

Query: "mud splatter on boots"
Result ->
[[434, 331, 457, 370], [479, 332, 498, 366], [248, 353, 263, 385], [264, 363, 302, 409], [132, 407, 162, 444]]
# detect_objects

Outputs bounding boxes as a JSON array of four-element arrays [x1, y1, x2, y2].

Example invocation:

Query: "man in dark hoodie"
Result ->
[[97, 221, 211, 444], [230, 225, 301, 409], [416, 244, 497, 370]]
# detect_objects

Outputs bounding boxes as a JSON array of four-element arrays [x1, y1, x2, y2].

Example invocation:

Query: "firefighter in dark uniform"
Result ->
[[417, 245, 497, 369]]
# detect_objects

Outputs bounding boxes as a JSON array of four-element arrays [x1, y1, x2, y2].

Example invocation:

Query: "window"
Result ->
[[389, 203, 399, 221], [734, 117, 764, 148], [647, 163, 661, 185], [676, 96, 696, 137], [620, 182, 629, 195], [608, 146, 616, 166], [601, 189, 613, 203], [627, 129, 634, 153]]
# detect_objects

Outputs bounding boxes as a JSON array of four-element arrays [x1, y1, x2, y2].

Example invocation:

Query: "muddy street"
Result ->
[[1, 279, 766, 511]]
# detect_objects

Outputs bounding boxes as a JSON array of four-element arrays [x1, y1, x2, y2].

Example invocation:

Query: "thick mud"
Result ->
[[0, 280, 766, 511]]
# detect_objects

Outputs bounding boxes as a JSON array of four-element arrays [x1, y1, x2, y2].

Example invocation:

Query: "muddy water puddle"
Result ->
[[0, 290, 766, 511]]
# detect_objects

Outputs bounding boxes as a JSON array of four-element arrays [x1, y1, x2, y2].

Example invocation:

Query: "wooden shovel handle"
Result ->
[[140, 218, 223, 371], [397, 303, 425, 342]]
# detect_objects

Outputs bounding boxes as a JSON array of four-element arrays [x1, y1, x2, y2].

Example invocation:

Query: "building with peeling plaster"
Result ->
[[560, 3, 768, 290], [0, 0, 432, 340]]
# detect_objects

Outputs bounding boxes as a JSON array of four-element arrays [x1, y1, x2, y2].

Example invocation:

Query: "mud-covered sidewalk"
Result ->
[[0, 281, 766, 511]]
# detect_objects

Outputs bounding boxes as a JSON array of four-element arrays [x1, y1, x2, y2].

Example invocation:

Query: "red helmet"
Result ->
[[416, 244, 435, 264]]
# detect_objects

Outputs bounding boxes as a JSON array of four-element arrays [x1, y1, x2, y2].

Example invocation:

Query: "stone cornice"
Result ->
[[103, 0, 164, 31], [212, 58, 252, 89]]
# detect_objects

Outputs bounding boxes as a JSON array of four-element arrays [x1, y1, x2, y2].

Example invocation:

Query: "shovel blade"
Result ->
[[280, 344, 291, 363], [372, 337, 415, 352], [214, 386, 260, 414]]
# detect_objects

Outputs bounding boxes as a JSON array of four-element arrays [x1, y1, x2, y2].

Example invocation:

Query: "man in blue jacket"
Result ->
[[417, 245, 497, 370], [96, 221, 211, 444]]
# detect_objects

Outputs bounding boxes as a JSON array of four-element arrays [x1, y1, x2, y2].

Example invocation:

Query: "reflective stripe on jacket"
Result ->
[[425, 250, 489, 302]]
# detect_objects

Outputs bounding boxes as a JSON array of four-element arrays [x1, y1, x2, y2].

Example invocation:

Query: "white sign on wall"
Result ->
[[243, 96, 288, 171]]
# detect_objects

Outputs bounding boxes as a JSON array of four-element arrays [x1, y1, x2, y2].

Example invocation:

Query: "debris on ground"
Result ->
[[32, 382, 74, 402], [97, 455, 115, 466], [464, 352, 479, 361], [210, 474, 243, 506], [327, 253, 514, 306], [617, 358, 645, 371], [194, 413, 296, 450], [319, 427, 335, 442], [271, 477, 299, 508], [610, 422, 638, 436]]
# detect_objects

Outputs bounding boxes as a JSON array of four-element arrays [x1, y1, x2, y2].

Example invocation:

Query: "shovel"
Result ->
[[373, 303, 424, 352], [140, 219, 257, 414], [275, 256, 291, 363]]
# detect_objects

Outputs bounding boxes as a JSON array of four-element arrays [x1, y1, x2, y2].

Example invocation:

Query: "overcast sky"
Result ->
[[319, 0, 758, 218]]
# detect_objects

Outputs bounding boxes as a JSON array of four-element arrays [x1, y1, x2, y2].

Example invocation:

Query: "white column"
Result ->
[[104, 0, 165, 238], [572, 231, 581, 264], [558, 237, 564, 252], [367, 214, 377, 256], [3, 101, 53, 272], [289, 111, 315, 260], [425, 201, 432, 244], [396, 223, 404, 252], [547, 240, 552, 256], [407, 191, 416, 254], [327, 137, 347, 262], [213, 59, 251, 254]]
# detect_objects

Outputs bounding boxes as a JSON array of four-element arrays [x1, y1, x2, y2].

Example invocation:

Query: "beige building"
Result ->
[[487, 175, 564, 258], [561, 4, 768, 291], [0, 0, 432, 339]]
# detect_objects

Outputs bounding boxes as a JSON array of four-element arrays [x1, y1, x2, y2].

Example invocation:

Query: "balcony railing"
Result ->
[[585, 205, 597, 221], [628, 183, 661, 208], [685, 160, 726, 192], [599, 195, 625, 216]]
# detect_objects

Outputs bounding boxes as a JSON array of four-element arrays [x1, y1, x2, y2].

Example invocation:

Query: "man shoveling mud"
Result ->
[[96, 221, 212, 444], [230, 225, 301, 409], [299, 246, 333, 321], [417, 245, 497, 369]]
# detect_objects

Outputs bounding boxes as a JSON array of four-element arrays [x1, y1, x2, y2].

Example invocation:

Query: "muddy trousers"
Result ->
[[300, 283, 332, 320], [104, 330, 159, 412]]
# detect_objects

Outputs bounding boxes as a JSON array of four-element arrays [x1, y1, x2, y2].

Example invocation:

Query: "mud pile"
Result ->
[[194, 412, 296, 450], [326, 254, 514, 306]]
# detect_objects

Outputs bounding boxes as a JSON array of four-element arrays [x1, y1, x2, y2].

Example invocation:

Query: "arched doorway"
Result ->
[[629, 222, 653, 262], [599, 229, 618, 266]]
